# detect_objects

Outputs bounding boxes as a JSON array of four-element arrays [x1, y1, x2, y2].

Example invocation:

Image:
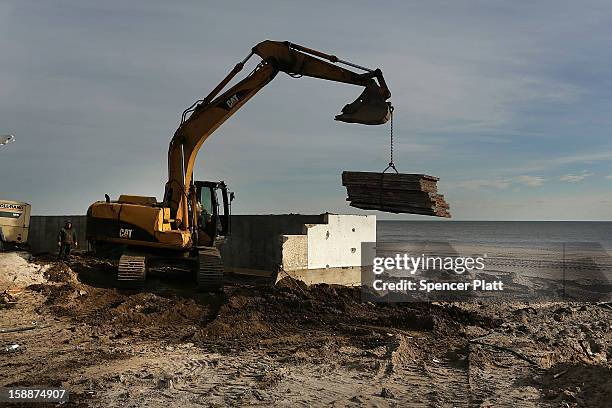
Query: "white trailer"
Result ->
[[0, 200, 31, 249]]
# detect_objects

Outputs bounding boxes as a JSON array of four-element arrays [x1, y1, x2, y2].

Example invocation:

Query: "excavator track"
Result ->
[[197, 247, 224, 291], [117, 254, 147, 286]]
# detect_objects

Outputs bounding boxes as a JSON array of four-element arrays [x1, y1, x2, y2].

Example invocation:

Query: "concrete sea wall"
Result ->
[[28, 214, 375, 285], [29, 216, 88, 254]]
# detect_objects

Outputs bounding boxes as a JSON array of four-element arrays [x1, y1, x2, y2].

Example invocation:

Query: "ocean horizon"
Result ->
[[377, 220, 612, 249]]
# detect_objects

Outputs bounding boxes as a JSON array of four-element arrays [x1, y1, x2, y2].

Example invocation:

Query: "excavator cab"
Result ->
[[194, 181, 232, 246]]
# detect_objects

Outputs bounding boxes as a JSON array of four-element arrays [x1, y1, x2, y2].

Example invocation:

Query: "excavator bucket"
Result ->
[[335, 84, 391, 125]]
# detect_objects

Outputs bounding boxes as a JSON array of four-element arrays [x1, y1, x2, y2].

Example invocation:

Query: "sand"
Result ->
[[0, 252, 610, 407], [0, 251, 49, 290]]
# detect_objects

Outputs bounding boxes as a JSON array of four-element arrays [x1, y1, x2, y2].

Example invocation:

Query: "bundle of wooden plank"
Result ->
[[342, 171, 451, 217]]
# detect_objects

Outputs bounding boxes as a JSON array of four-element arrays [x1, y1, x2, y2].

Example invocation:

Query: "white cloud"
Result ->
[[606, 175, 612, 180], [456, 175, 545, 190], [506, 151, 612, 174], [516, 175, 546, 187], [455, 178, 512, 190], [559, 172, 593, 183]]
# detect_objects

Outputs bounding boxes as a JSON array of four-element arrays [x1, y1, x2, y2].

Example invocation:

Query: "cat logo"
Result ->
[[226, 94, 240, 109], [119, 228, 133, 239]]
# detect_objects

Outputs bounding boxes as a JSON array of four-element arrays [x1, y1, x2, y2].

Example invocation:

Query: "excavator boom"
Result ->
[[165, 40, 392, 231]]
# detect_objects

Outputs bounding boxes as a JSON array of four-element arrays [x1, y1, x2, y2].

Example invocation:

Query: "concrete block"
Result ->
[[280, 235, 308, 271], [306, 214, 375, 269], [221, 214, 326, 274], [276, 214, 376, 285]]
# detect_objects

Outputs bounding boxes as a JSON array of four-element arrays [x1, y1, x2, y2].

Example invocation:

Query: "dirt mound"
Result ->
[[26, 253, 507, 354], [44, 262, 77, 283], [199, 282, 442, 346], [68, 255, 117, 284], [28, 255, 450, 349], [33, 285, 218, 342]]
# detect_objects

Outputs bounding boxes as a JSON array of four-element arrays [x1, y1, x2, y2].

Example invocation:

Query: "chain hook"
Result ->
[[382, 105, 398, 173]]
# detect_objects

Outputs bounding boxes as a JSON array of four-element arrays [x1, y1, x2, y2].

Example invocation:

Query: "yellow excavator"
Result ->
[[86, 40, 392, 290]]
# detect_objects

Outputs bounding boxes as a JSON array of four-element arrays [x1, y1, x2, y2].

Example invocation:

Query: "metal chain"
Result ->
[[383, 105, 398, 173], [390, 106, 394, 165]]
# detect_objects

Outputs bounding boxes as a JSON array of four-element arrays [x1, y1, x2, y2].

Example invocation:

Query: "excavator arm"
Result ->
[[164, 40, 392, 232]]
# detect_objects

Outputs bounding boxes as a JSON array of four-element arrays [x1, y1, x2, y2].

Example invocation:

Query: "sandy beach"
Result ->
[[371, 241, 612, 303], [1, 252, 610, 407]]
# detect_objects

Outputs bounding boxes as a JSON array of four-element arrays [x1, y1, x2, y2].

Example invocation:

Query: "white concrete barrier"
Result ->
[[305, 214, 375, 270], [279, 214, 376, 286]]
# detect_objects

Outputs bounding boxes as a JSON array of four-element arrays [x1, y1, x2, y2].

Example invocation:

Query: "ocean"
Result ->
[[377, 221, 612, 249]]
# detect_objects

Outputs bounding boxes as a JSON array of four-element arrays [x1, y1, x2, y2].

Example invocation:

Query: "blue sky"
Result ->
[[1, 0, 612, 220]]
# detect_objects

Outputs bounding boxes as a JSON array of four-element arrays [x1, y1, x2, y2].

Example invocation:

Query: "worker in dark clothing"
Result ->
[[57, 220, 78, 261]]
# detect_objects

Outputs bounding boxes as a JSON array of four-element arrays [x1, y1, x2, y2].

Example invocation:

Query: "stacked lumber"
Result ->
[[342, 171, 451, 217]]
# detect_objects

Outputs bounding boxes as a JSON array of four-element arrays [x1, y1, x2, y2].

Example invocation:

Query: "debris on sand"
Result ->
[[4, 344, 21, 353], [0, 289, 18, 308], [536, 363, 612, 407], [380, 387, 396, 399]]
